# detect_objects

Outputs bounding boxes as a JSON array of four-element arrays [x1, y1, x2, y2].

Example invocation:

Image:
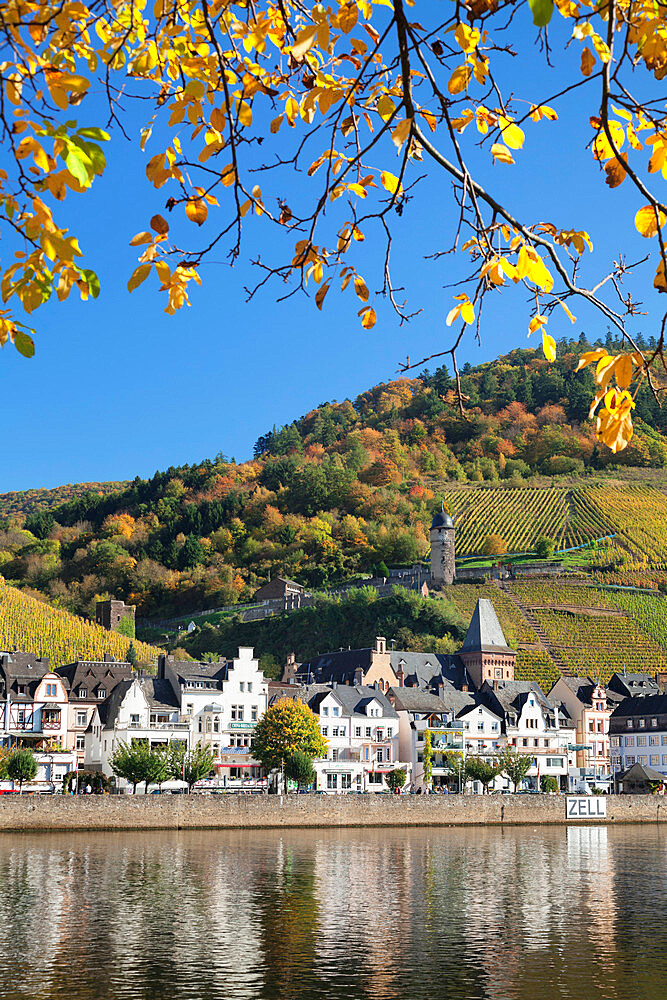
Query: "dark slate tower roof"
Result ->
[[431, 504, 454, 530], [461, 599, 515, 654]]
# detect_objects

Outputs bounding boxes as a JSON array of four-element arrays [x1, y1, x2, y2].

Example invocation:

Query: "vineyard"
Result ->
[[440, 481, 667, 564], [0, 481, 126, 520], [0, 581, 159, 668]]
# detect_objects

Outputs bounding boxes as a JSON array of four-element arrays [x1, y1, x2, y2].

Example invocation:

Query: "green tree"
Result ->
[[422, 729, 433, 790], [482, 534, 508, 556], [534, 537, 556, 560], [252, 698, 327, 773], [540, 775, 559, 793], [497, 747, 534, 793], [466, 756, 501, 794], [126, 641, 138, 668], [285, 751, 316, 790], [443, 751, 472, 793], [7, 748, 38, 793], [385, 767, 407, 793], [109, 740, 152, 794], [167, 742, 216, 792], [116, 617, 136, 639]]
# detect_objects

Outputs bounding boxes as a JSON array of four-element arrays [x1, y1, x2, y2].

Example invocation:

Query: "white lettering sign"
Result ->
[[566, 796, 607, 819]]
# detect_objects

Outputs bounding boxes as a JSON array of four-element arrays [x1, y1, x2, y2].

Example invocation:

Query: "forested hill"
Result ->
[[2, 337, 667, 621]]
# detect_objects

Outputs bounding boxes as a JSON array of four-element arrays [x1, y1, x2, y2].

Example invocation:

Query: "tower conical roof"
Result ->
[[431, 503, 454, 530], [460, 599, 515, 654]]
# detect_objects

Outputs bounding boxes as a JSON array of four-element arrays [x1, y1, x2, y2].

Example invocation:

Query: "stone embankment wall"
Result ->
[[0, 795, 664, 832]]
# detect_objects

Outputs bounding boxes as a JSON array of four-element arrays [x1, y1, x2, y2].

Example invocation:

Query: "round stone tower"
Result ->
[[430, 505, 456, 586]]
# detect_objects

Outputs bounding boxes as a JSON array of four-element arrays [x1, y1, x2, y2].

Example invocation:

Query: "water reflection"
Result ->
[[0, 825, 663, 1000]]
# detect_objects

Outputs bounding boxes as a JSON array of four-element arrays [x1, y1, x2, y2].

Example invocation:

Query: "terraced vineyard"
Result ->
[[442, 485, 613, 557], [585, 484, 667, 566], [0, 581, 159, 667], [515, 650, 560, 691], [447, 583, 536, 646]]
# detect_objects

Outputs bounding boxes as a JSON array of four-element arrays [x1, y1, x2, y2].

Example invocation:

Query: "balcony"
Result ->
[[126, 721, 191, 731]]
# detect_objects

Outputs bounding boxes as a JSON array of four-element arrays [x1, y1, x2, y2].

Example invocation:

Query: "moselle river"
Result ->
[[0, 825, 664, 1000]]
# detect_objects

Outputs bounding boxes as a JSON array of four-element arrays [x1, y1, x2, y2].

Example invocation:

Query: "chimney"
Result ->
[[375, 637, 386, 654], [555, 704, 560, 730], [396, 660, 405, 688]]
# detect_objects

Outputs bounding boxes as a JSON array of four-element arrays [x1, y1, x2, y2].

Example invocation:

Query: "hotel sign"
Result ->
[[566, 796, 607, 819], [229, 722, 254, 730]]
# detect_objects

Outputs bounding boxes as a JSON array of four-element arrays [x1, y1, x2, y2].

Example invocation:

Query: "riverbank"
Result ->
[[0, 793, 664, 831]]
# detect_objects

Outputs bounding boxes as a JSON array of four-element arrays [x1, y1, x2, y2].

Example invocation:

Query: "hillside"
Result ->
[[180, 582, 667, 690], [1, 337, 667, 622], [0, 481, 128, 520], [0, 579, 159, 668]]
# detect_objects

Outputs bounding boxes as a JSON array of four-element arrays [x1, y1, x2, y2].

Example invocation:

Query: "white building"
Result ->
[[298, 683, 408, 793], [85, 677, 190, 788], [480, 680, 576, 790], [388, 685, 470, 790], [159, 648, 269, 789]]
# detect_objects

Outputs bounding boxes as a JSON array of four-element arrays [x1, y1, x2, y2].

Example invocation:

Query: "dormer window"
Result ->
[[639, 719, 646, 728], [627, 720, 633, 729], [98, 688, 106, 699], [79, 688, 87, 698], [651, 718, 658, 727]]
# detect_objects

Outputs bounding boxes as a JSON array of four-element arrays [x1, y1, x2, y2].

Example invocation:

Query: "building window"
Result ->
[[650, 755, 660, 766], [355, 727, 361, 737], [322, 727, 328, 737], [340, 727, 346, 737], [247, 683, 253, 693], [213, 718, 220, 732], [79, 688, 87, 698], [387, 727, 393, 738], [366, 727, 371, 738], [327, 774, 338, 790], [322, 707, 328, 716], [651, 718, 658, 727], [333, 707, 339, 717], [98, 688, 106, 699], [239, 682, 245, 692], [477, 724, 484, 732], [637, 736, 647, 746], [610, 737, 619, 747], [76, 734, 85, 751], [130, 714, 140, 726], [368, 771, 382, 783], [377, 729, 384, 741], [76, 711, 87, 727], [251, 706, 258, 722], [377, 748, 384, 763], [650, 735, 659, 746], [626, 736, 635, 746], [331, 749, 339, 761], [341, 773, 351, 790], [332, 727, 339, 737], [639, 719, 646, 728], [627, 720, 633, 729]]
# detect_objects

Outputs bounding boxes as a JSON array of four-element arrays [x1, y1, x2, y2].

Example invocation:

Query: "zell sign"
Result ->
[[566, 796, 607, 819]]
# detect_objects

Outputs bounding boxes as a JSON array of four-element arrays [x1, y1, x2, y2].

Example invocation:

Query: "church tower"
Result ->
[[430, 505, 456, 585]]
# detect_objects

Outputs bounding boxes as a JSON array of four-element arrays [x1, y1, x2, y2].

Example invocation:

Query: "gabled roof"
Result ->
[[141, 677, 180, 712], [460, 599, 516, 655], [617, 761, 665, 783], [607, 671, 661, 699], [295, 648, 375, 685], [98, 679, 133, 727], [480, 680, 553, 723], [302, 683, 398, 719], [557, 675, 598, 705], [390, 651, 469, 692], [55, 660, 132, 693]]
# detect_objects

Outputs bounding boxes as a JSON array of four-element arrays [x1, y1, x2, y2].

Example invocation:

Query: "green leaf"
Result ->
[[81, 268, 100, 298], [13, 330, 35, 358], [77, 127, 110, 141], [529, 0, 554, 26], [65, 148, 91, 187]]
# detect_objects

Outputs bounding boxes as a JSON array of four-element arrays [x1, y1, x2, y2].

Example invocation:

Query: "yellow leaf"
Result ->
[[615, 353, 633, 390], [635, 204, 666, 238], [448, 65, 472, 95], [454, 23, 480, 54], [654, 259, 667, 293], [129, 231, 154, 246], [315, 281, 330, 310], [542, 331, 556, 362], [392, 118, 412, 150], [127, 263, 151, 292], [604, 157, 626, 188], [354, 276, 369, 302], [460, 300, 475, 324], [186, 199, 208, 225], [380, 171, 402, 195], [501, 122, 524, 150], [491, 143, 515, 165], [238, 102, 252, 127], [358, 306, 376, 329], [291, 24, 318, 60], [528, 314, 547, 334]]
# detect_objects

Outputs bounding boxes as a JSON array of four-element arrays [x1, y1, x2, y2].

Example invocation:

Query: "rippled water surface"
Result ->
[[0, 825, 664, 1000]]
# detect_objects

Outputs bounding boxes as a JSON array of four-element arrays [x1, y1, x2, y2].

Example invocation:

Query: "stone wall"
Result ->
[[0, 794, 664, 832]]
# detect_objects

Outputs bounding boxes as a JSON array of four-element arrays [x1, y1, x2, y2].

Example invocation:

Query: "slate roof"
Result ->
[[141, 677, 180, 712], [267, 679, 306, 706], [479, 680, 561, 727], [97, 679, 133, 727], [391, 651, 469, 692], [431, 508, 454, 530], [388, 688, 450, 715], [302, 683, 399, 719], [610, 693, 667, 720], [617, 761, 665, 783], [0, 652, 52, 701], [558, 675, 598, 705], [294, 648, 375, 685], [460, 599, 516, 655], [607, 671, 661, 699], [55, 660, 132, 695]]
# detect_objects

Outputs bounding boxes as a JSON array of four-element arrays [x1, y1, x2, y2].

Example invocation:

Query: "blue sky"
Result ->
[[1, 11, 662, 493]]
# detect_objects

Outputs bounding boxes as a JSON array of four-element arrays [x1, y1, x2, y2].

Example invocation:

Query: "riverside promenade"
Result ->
[[0, 794, 665, 831]]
